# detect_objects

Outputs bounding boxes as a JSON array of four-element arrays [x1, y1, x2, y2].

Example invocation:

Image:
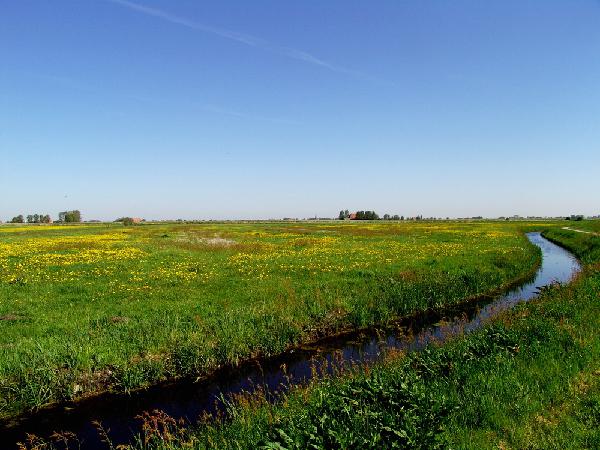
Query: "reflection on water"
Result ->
[[0, 232, 581, 449]]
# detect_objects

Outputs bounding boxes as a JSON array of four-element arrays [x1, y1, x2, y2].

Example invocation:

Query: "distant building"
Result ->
[[348, 212, 357, 220], [132, 217, 143, 224]]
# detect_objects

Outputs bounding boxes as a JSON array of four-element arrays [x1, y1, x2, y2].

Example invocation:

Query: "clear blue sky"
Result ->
[[1, 1, 599, 220]]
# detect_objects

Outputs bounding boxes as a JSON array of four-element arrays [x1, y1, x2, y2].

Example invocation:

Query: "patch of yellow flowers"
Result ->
[[0, 223, 529, 289], [228, 235, 467, 278], [0, 233, 146, 283]]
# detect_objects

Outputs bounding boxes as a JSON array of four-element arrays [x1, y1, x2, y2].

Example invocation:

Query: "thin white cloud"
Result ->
[[201, 104, 301, 125], [11, 70, 299, 124], [106, 0, 365, 77]]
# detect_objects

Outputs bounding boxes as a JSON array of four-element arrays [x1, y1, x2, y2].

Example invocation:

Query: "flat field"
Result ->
[[171, 226, 600, 450], [0, 221, 544, 418]]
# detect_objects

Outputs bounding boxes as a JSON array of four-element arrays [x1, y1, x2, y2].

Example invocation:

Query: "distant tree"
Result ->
[[338, 210, 351, 220], [391, 215, 400, 220], [42, 214, 51, 223], [383, 214, 390, 220], [354, 210, 379, 220], [115, 217, 135, 226], [70, 210, 81, 222], [10, 215, 24, 223], [59, 210, 81, 223], [26, 215, 34, 223]]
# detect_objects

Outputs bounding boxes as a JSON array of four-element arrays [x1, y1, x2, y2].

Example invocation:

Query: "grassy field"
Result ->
[[0, 221, 546, 419], [118, 224, 599, 449]]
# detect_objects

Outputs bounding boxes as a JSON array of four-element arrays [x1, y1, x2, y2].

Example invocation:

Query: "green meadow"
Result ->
[[0, 221, 543, 419], [119, 227, 600, 449]]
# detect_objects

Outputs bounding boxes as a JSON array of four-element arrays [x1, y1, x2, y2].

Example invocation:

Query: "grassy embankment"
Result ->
[[0, 221, 541, 419], [124, 224, 600, 449]]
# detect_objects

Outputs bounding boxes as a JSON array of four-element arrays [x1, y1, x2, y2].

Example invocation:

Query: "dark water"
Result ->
[[0, 232, 580, 449]]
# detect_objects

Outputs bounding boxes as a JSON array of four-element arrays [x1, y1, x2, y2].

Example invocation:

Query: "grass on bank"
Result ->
[[109, 226, 600, 449], [0, 221, 544, 419]]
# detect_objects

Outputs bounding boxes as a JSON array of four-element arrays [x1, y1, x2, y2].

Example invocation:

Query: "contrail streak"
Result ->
[[106, 0, 365, 77]]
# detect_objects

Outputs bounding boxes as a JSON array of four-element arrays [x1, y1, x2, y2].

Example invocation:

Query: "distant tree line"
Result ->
[[354, 210, 380, 220], [7, 210, 82, 224], [338, 210, 406, 221], [9, 213, 51, 223], [382, 214, 403, 221], [27, 214, 52, 223]]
